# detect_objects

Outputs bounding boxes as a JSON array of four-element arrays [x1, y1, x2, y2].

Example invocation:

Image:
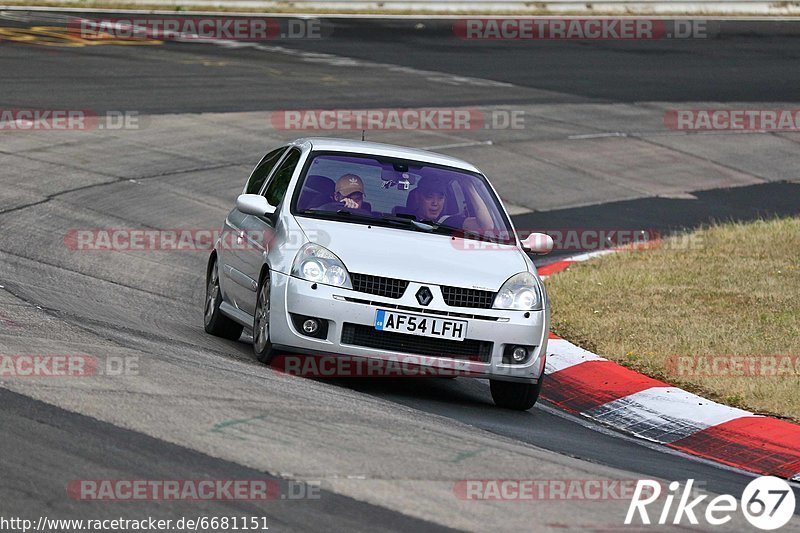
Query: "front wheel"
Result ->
[[490, 376, 543, 410], [204, 256, 244, 340], [253, 273, 277, 364]]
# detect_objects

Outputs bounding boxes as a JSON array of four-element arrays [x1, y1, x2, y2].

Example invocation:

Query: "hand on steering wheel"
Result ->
[[340, 197, 360, 209]]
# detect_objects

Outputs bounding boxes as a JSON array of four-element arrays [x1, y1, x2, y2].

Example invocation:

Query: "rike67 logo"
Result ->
[[626, 477, 796, 530]]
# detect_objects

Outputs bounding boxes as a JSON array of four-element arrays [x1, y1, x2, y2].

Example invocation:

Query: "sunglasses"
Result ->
[[337, 192, 364, 201]]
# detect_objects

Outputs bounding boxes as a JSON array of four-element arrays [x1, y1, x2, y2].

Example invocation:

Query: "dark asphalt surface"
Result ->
[[337, 375, 800, 504], [266, 19, 800, 103], [1, 10, 799, 530], [0, 388, 456, 532], [522, 180, 800, 261], [2, 14, 800, 113]]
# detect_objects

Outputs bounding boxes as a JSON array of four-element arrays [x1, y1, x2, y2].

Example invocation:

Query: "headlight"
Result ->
[[291, 243, 353, 289], [493, 272, 544, 311]]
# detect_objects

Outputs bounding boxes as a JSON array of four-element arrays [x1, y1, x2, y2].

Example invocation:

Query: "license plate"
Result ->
[[374, 310, 467, 341]]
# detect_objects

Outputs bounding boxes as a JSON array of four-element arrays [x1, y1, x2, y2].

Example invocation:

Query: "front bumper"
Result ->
[[268, 271, 549, 383]]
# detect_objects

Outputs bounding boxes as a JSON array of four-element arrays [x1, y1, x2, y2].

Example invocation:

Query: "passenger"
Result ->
[[413, 177, 494, 233]]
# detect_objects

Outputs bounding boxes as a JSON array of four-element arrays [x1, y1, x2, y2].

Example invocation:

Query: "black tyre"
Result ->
[[253, 272, 277, 364], [489, 376, 544, 410], [204, 256, 244, 340]]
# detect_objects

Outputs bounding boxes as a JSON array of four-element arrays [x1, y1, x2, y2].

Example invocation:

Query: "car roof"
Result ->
[[292, 137, 482, 174]]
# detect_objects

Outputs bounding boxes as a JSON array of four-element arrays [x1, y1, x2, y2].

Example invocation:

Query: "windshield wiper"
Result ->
[[379, 214, 435, 233], [384, 213, 471, 236], [300, 209, 376, 224]]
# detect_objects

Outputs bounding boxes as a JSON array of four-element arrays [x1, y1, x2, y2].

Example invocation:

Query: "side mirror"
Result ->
[[521, 233, 554, 255], [236, 194, 277, 217]]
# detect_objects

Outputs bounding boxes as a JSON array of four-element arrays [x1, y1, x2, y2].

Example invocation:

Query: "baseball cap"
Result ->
[[335, 174, 365, 197]]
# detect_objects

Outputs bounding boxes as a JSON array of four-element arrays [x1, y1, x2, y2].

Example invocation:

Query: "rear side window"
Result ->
[[245, 147, 286, 194], [264, 148, 302, 207]]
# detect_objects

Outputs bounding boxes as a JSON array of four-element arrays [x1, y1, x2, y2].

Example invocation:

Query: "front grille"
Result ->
[[341, 323, 493, 362], [351, 273, 408, 299], [441, 286, 496, 309], [341, 297, 501, 321]]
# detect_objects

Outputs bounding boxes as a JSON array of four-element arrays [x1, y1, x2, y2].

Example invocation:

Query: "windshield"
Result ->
[[292, 152, 514, 243]]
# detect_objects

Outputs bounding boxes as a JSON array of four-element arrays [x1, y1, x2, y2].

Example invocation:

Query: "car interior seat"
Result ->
[[297, 175, 335, 211]]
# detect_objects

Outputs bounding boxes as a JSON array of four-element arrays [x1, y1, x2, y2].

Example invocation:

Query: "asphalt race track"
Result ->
[[1, 10, 800, 531]]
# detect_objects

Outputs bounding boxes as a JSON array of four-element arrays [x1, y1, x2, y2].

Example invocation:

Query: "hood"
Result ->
[[295, 216, 529, 291]]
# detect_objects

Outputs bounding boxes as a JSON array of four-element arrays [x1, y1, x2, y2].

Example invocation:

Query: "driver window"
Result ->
[[245, 147, 286, 194], [264, 148, 302, 207]]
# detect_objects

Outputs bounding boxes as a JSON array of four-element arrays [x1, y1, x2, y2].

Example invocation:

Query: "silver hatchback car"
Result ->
[[204, 138, 554, 409]]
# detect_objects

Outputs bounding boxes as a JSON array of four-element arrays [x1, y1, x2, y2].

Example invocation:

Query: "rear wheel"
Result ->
[[490, 376, 543, 410], [253, 273, 277, 364], [204, 256, 244, 340]]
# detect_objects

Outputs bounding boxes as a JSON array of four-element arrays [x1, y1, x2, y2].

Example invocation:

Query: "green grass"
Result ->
[[545, 217, 800, 421]]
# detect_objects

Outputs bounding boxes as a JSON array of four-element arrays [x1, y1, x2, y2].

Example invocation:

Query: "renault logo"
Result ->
[[415, 286, 433, 306]]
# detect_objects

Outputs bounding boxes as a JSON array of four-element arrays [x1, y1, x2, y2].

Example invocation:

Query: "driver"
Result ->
[[333, 174, 365, 209], [313, 174, 368, 212], [413, 176, 494, 233]]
